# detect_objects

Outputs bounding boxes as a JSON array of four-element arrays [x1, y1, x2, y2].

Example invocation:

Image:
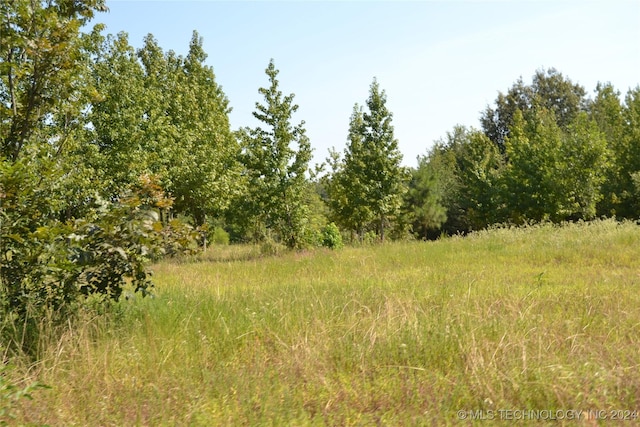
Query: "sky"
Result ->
[[92, 0, 640, 168]]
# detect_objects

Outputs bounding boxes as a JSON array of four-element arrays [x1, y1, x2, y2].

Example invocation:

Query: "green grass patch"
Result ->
[[8, 220, 640, 425]]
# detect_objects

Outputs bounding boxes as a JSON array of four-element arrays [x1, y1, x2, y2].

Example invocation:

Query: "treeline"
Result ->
[[410, 71, 640, 238], [323, 68, 640, 241], [2, 1, 640, 347]]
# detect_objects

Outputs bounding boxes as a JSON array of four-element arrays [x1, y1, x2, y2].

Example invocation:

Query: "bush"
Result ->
[[210, 227, 230, 246], [0, 167, 197, 355], [321, 223, 343, 249]]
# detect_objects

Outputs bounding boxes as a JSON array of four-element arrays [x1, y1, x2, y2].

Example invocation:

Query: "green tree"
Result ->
[[621, 87, 640, 216], [454, 128, 504, 229], [480, 77, 531, 153], [103, 31, 241, 228], [361, 79, 408, 241], [404, 156, 447, 239], [481, 68, 587, 152], [136, 34, 180, 190], [238, 59, 312, 248], [329, 79, 407, 242], [1, 0, 107, 160], [0, 2, 194, 354], [501, 108, 608, 223], [413, 126, 502, 236], [88, 30, 147, 198], [532, 68, 588, 129], [164, 31, 241, 226], [325, 105, 374, 240], [561, 113, 610, 219], [589, 83, 626, 217], [420, 139, 463, 235]]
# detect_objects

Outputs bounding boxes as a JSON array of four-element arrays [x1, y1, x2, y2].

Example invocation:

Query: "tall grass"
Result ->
[[8, 220, 640, 425]]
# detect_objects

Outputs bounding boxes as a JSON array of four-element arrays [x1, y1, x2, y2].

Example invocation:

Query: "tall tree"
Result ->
[[404, 156, 447, 239], [136, 34, 177, 181], [119, 32, 241, 226], [330, 79, 408, 241], [0, 1, 170, 348], [1, 0, 107, 160], [480, 77, 531, 153], [453, 128, 504, 229], [361, 79, 408, 241], [621, 86, 640, 217], [88, 30, 147, 197], [325, 104, 374, 239], [238, 59, 312, 248], [413, 126, 502, 236], [164, 31, 241, 226]]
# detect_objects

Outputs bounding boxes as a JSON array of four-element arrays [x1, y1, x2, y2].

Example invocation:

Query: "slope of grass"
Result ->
[[9, 220, 640, 425]]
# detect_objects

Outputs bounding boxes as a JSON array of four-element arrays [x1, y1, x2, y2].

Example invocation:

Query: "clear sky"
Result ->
[[92, 0, 640, 168]]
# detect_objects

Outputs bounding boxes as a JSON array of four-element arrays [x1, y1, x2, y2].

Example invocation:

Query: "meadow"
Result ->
[[7, 220, 640, 425]]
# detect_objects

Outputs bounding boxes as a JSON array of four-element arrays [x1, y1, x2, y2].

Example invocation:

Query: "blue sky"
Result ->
[[93, 1, 640, 168]]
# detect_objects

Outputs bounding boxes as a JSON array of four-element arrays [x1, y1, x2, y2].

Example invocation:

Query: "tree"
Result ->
[[453, 128, 504, 229], [481, 68, 587, 152], [1, 0, 107, 160], [238, 59, 312, 248], [621, 86, 640, 217], [329, 79, 407, 242], [163, 31, 241, 226], [480, 77, 531, 153], [91, 31, 241, 227], [561, 113, 610, 219], [589, 83, 626, 217], [412, 126, 502, 236], [501, 108, 608, 223], [0, 0, 158, 352], [325, 105, 374, 240], [88, 30, 147, 198], [361, 79, 408, 241], [0, 2, 195, 354], [404, 156, 447, 239], [531, 68, 587, 129]]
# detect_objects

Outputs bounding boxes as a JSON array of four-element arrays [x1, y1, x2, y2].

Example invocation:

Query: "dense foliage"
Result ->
[[415, 69, 640, 235]]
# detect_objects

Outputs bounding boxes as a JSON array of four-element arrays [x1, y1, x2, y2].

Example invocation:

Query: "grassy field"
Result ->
[[7, 220, 640, 425]]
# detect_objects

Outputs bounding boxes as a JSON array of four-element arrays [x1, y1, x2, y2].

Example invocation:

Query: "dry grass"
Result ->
[[6, 220, 640, 425]]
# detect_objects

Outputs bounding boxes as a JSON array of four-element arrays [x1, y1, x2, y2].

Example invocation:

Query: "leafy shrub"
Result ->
[[321, 223, 343, 249], [210, 227, 230, 246], [157, 219, 200, 257], [0, 166, 197, 354]]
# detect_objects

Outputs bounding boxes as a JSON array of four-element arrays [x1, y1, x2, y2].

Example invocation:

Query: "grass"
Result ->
[[7, 219, 640, 425]]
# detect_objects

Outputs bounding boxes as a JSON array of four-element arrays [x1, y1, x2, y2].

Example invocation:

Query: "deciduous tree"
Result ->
[[329, 79, 407, 241], [481, 68, 587, 152], [238, 59, 312, 248]]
